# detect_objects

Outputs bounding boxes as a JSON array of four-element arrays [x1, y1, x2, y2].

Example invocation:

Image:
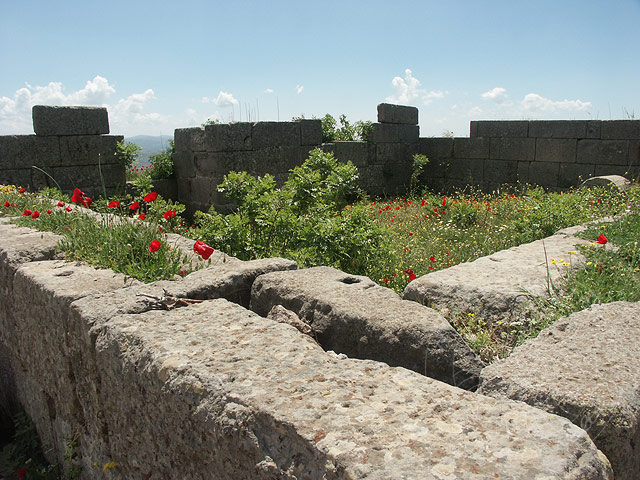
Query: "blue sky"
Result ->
[[1, 0, 639, 138]]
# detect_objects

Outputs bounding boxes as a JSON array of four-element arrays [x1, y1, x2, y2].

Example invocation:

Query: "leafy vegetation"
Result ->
[[320, 114, 373, 142], [114, 141, 141, 170]]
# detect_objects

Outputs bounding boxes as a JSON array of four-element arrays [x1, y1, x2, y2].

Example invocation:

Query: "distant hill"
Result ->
[[125, 135, 174, 166]]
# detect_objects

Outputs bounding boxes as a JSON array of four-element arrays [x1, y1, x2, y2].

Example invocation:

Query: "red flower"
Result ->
[[17, 467, 27, 478], [597, 234, 608, 245], [163, 210, 177, 219], [71, 188, 85, 204], [421, 199, 426, 206], [430, 256, 436, 263], [442, 198, 447, 206], [139, 213, 146, 220], [382, 278, 389, 283], [129, 201, 140, 211], [108, 200, 120, 208], [18, 188, 26, 194], [46, 209, 52, 214], [22, 209, 31, 216], [3, 201, 9, 207], [31, 211, 40, 219], [149, 240, 161, 252], [144, 192, 158, 202], [404, 269, 417, 282], [193, 240, 215, 260], [65, 206, 72, 212], [82, 197, 92, 208], [57, 200, 65, 207]]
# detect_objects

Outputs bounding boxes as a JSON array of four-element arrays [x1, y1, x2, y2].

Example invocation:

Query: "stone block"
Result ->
[[594, 164, 637, 178], [446, 158, 484, 183], [580, 175, 632, 192], [174, 127, 206, 152], [189, 176, 216, 206], [587, 121, 602, 139], [630, 141, 640, 163], [577, 139, 629, 165], [0, 135, 61, 169], [172, 151, 195, 179], [490, 137, 535, 161], [479, 301, 640, 479], [404, 229, 590, 322], [371, 123, 399, 143], [32, 105, 109, 136], [419, 137, 453, 158], [59, 135, 123, 167], [204, 123, 252, 152], [333, 141, 369, 167], [453, 137, 490, 159], [398, 124, 419, 142], [37, 163, 125, 195], [528, 120, 587, 138], [298, 119, 322, 145], [558, 162, 595, 188], [251, 122, 300, 149], [535, 138, 577, 163], [600, 120, 640, 139], [517, 161, 530, 183], [0, 169, 32, 190], [377, 103, 419, 124], [484, 159, 518, 184], [375, 143, 406, 164], [251, 266, 484, 390], [152, 178, 178, 201], [473, 121, 529, 138], [529, 161, 560, 188]]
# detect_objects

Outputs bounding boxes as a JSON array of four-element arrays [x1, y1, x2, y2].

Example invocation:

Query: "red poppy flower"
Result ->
[[148, 240, 161, 252], [421, 199, 426, 206], [139, 213, 146, 220], [31, 211, 40, 219], [57, 201, 65, 207], [193, 240, 215, 260], [22, 209, 31, 216], [108, 200, 121, 208], [3, 201, 9, 207], [430, 256, 436, 263], [144, 192, 158, 202], [404, 269, 417, 282], [382, 278, 389, 283], [17, 467, 27, 478], [46, 209, 52, 214], [18, 188, 26, 194], [82, 197, 92, 208], [597, 234, 608, 245], [442, 198, 447, 206], [129, 201, 140, 211], [71, 188, 85, 204], [65, 206, 72, 212], [163, 210, 176, 219]]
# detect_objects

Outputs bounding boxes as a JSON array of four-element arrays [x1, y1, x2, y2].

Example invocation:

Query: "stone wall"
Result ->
[[173, 104, 419, 216], [0, 106, 125, 196], [0, 218, 614, 478], [420, 120, 640, 192]]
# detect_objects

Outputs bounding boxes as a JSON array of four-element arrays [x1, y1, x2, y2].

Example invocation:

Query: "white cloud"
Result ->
[[386, 69, 445, 105], [482, 87, 508, 103], [264, 88, 274, 94], [521, 93, 591, 112], [296, 85, 304, 94], [210, 91, 238, 107]]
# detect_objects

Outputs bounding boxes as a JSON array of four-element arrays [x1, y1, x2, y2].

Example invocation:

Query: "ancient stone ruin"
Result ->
[[1, 105, 639, 478]]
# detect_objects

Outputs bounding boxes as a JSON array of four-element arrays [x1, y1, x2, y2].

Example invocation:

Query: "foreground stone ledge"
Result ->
[[479, 301, 640, 480], [403, 226, 591, 322], [250, 266, 485, 390]]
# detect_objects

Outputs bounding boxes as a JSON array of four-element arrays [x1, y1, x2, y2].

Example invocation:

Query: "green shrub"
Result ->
[[115, 141, 141, 170], [194, 148, 392, 277], [149, 140, 174, 180], [321, 114, 373, 142]]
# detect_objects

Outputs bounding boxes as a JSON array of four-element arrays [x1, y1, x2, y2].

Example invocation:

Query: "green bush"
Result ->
[[149, 140, 174, 180], [114, 141, 141, 170], [321, 114, 373, 143], [194, 148, 392, 277]]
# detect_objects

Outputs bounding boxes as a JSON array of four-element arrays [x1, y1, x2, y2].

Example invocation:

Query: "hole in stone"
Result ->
[[340, 277, 361, 285]]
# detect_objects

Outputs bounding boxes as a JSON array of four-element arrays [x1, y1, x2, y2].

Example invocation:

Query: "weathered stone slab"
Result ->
[[172, 150, 195, 178], [251, 122, 300, 149], [484, 158, 518, 184], [479, 301, 640, 480], [298, 119, 323, 145], [577, 139, 629, 165], [32, 105, 109, 136], [600, 120, 640, 140], [453, 137, 490, 159], [404, 228, 590, 322], [529, 161, 560, 187], [528, 120, 588, 138], [535, 138, 577, 163], [446, 158, 484, 182], [559, 162, 596, 188], [376, 103, 418, 125], [204, 122, 252, 152], [333, 141, 369, 167], [174, 127, 206, 152], [471, 120, 529, 138], [370, 123, 399, 143], [250, 266, 484, 390], [490, 137, 536, 161], [0, 135, 61, 169], [419, 137, 453, 158], [580, 174, 632, 192]]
